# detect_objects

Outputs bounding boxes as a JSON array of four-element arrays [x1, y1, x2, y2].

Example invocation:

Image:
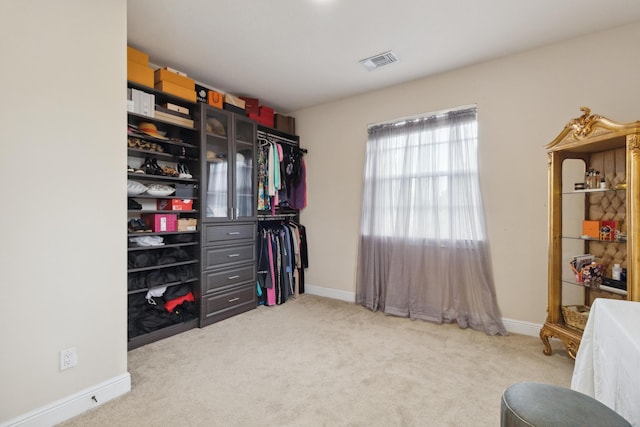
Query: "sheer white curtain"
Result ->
[[356, 107, 506, 335]]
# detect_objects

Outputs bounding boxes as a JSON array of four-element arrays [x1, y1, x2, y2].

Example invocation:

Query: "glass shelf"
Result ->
[[562, 187, 626, 195], [562, 235, 627, 243]]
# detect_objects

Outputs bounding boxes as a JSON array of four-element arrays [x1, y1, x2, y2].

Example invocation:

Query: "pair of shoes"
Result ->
[[128, 165, 145, 174], [128, 218, 150, 233], [162, 165, 179, 177], [177, 163, 192, 179], [142, 157, 165, 176]]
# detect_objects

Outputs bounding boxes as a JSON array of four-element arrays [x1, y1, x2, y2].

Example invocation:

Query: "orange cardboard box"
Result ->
[[127, 60, 154, 88], [127, 46, 149, 65], [582, 220, 600, 239], [208, 90, 223, 108], [154, 81, 197, 102], [154, 69, 195, 90]]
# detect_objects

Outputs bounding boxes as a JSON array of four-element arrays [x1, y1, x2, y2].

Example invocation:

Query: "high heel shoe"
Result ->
[[178, 163, 192, 179], [150, 158, 165, 176], [142, 157, 154, 175]]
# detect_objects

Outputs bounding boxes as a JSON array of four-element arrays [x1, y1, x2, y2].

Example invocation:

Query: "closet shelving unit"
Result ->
[[127, 81, 201, 350]]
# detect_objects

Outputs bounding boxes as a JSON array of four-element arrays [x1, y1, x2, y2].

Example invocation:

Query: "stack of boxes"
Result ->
[[582, 220, 619, 241], [154, 68, 197, 102], [242, 97, 274, 128], [127, 46, 154, 88]]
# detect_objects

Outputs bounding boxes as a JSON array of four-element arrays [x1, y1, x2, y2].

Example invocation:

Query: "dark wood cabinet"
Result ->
[[127, 81, 201, 350], [198, 104, 258, 326]]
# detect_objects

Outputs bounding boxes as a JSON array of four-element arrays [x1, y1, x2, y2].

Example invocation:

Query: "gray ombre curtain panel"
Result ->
[[356, 107, 506, 335]]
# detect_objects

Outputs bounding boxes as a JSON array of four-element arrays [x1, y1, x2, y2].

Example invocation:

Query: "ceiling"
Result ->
[[128, 0, 640, 113]]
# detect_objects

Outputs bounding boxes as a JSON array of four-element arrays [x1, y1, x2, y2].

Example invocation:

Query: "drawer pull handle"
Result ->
[[228, 275, 240, 280], [228, 254, 240, 258], [228, 232, 241, 235], [228, 297, 240, 303]]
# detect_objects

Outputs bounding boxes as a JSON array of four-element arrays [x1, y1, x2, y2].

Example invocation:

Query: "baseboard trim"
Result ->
[[502, 318, 542, 337], [2, 372, 131, 427], [304, 285, 542, 337], [305, 284, 356, 303]]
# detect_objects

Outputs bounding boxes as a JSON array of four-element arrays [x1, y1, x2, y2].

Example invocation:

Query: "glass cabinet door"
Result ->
[[204, 108, 231, 219], [234, 116, 256, 219], [202, 106, 256, 221]]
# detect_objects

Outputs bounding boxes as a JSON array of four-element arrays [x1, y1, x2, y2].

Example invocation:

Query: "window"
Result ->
[[360, 106, 485, 241]]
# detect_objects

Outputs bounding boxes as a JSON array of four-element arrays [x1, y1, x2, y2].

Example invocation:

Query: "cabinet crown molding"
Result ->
[[546, 107, 640, 152]]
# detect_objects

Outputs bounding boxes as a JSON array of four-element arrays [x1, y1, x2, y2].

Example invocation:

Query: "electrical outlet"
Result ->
[[60, 347, 78, 370]]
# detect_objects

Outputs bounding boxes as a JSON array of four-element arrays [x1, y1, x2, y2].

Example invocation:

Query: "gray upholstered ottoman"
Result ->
[[501, 382, 631, 426]]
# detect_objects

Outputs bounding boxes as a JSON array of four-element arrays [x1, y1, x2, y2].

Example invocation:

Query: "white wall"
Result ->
[[0, 1, 128, 424], [294, 22, 640, 326]]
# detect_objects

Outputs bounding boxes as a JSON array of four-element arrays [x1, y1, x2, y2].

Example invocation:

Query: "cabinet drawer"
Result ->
[[203, 244, 255, 269], [204, 223, 255, 244], [201, 284, 256, 324], [203, 264, 255, 293]]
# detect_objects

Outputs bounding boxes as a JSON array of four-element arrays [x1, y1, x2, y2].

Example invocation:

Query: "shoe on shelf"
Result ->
[[142, 156, 154, 175], [128, 198, 142, 210], [162, 165, 179, 177], [178, 163, 192, 179], [128, 218, 151, 232], [151, 158, 165, 176]]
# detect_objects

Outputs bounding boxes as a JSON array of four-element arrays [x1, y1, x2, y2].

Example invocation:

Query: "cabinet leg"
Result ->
[[540, 326, 553, 356]]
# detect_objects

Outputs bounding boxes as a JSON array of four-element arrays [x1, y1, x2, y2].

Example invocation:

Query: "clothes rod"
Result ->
[[257, 129, 299, 146]]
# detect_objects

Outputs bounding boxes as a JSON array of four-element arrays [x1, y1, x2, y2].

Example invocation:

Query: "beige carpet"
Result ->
[[59, 294, 574, 427]]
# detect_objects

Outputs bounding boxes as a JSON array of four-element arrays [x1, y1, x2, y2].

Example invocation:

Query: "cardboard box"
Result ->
[[157, 199, 193, 211], [240, 97, 259, 115], [208, 90, 223, 108], [155, 69, 195, 90], [259, 105, 274, 128], [582, 220, 600, 239], [127, 60, 154, 88], [178, 218, 198, 231], [154, 81, 197, 102], [224, 94, 246, 109], [195, 84, 209, 103], [141, 213, 177, 232], [127, 46, 149, 65], [275, 114, 296, 134], [600, 220, 618, 241]]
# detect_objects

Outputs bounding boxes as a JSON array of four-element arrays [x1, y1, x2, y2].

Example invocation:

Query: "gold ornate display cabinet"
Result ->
[[540, 107, 640, 359]]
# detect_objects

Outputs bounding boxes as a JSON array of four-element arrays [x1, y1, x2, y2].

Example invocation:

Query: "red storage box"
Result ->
[[157, 199, 193, 211], [240, 97, 259, 115], [141, 213, 177, 232], [259, 106, 274, 128]]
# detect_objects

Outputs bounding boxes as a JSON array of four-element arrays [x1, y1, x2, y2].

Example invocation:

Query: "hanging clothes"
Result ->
[[257, 220, 309, 305]]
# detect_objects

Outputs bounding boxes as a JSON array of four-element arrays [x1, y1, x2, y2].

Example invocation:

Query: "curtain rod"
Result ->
[[367, 103, 477, 130]]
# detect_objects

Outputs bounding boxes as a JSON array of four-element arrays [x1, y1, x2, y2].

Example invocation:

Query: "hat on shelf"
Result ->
[[206, 118, 226, 136], [138, 122, 169, 140], [206, 150, 223, 162]]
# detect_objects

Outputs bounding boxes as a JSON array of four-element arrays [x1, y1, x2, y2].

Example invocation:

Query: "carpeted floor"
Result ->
[[59, 294, 574, 426]]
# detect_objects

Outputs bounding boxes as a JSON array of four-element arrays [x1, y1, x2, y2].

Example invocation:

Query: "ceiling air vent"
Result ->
[[359, 51, 398, 71]]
